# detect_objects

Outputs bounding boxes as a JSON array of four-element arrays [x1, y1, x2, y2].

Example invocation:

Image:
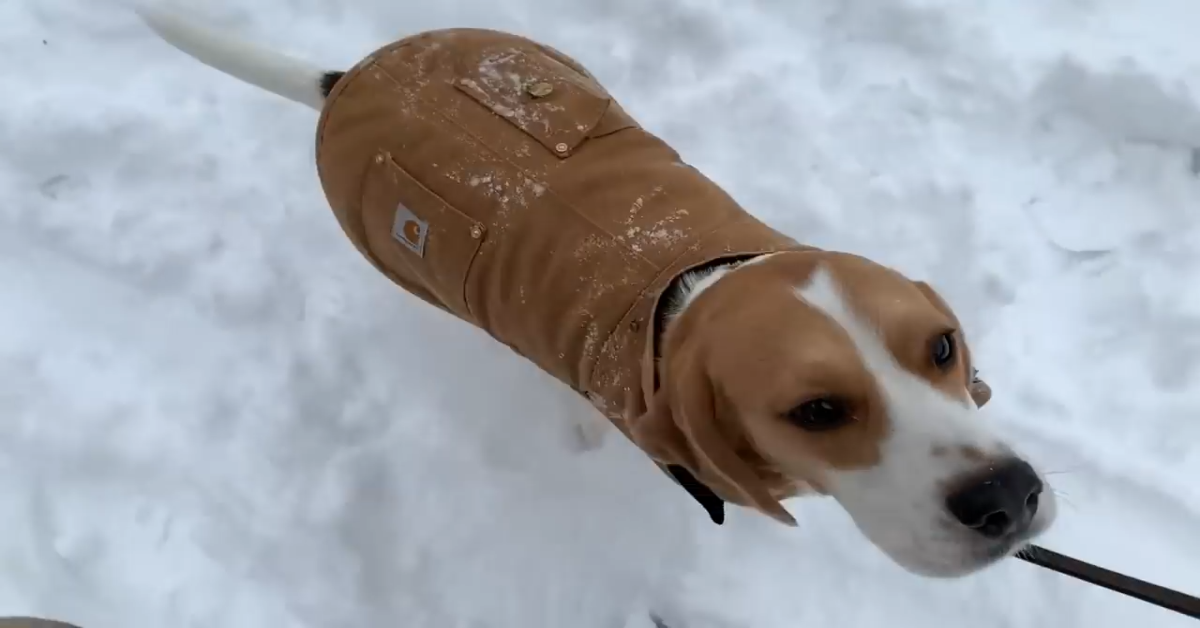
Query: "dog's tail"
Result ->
[[133, 3, 343, 111]]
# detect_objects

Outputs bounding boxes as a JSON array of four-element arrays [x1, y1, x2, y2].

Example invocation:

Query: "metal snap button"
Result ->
[[526, 81, 554, 98]]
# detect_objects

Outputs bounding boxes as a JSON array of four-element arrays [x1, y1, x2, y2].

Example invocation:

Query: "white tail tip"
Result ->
[[133, 2, 329, 110]]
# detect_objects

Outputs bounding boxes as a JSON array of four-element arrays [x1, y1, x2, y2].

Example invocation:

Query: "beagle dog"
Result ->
[[134, 4, 1055, 580]]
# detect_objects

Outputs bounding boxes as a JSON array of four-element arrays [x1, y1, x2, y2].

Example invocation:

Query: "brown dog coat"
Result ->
[[315, 28, 807, 515]]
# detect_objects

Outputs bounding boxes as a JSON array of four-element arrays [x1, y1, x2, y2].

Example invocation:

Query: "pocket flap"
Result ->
[[454, 45, 612, 157]]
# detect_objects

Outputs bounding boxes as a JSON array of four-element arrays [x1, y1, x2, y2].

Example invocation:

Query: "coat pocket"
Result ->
[[359, 152, 487, 319], [453, 43, 637, 158]]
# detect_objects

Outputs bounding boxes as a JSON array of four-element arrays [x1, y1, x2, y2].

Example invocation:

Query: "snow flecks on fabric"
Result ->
[[616, 209, 691, 254], [585, 391, 608, 415], [566, 228, 648, 386], [580, 320, 605, 366], [459, 49, 549, 131], [593, 337, 634, 397], [623, 185, 666, 227], [439, 160, 547, 231]]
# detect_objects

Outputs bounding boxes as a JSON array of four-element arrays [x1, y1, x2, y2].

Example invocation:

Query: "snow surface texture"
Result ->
[[2, 0, 1199, 626]]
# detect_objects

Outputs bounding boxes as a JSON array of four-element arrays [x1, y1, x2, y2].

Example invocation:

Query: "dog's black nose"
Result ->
[[945, 458, 1043, 538]]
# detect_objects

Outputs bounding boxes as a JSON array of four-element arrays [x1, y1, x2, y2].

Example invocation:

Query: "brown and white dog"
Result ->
[[135, 4, 1055, 579]]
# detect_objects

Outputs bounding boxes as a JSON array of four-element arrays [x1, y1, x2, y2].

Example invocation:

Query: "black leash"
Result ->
[[668, 467, 1200, 619], [1019, 544, 1200, 619]]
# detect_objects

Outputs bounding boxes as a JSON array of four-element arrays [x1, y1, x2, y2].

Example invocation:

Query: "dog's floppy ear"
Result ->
[[631, 342, 797, 526], [913, 281, 992, 408], [913, 280, 960, 323]]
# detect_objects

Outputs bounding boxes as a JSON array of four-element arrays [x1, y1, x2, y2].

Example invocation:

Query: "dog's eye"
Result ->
[[786, 398, 853, 432], [931, 332, 956, 369]]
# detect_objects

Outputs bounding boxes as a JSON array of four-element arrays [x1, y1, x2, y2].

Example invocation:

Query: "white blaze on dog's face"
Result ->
[[633, 250, 1057, 578]]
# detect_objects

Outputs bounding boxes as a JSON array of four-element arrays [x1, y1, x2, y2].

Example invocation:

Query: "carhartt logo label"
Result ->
[[392, 204, 428, 256]]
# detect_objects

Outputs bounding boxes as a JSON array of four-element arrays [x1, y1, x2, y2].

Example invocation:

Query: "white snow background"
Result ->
[[2, 0, 1199, 626]]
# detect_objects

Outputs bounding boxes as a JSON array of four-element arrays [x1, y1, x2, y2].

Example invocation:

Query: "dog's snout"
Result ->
[[945, 458, 1043, 539]]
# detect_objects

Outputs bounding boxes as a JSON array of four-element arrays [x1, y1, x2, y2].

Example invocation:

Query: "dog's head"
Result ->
[[632, 250, 1056, 577]]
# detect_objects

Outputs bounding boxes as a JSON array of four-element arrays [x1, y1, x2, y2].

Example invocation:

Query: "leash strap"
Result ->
[[1020, 544, 1200, 619], [669, 464, 1200, 618]]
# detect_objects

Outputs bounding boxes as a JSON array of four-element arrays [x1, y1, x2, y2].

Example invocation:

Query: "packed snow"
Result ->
[[2, 0, 1199, 626]]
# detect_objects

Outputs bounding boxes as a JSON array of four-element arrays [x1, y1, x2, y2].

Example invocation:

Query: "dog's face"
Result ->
[[632, 251, 1056, 577]]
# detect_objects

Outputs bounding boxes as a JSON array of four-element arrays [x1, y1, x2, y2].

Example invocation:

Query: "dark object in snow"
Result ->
[[0, 619, 83, 628]]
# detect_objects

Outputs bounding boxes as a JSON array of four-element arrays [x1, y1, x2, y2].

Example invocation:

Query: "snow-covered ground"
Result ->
[[2, 0, 1199, 626]]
